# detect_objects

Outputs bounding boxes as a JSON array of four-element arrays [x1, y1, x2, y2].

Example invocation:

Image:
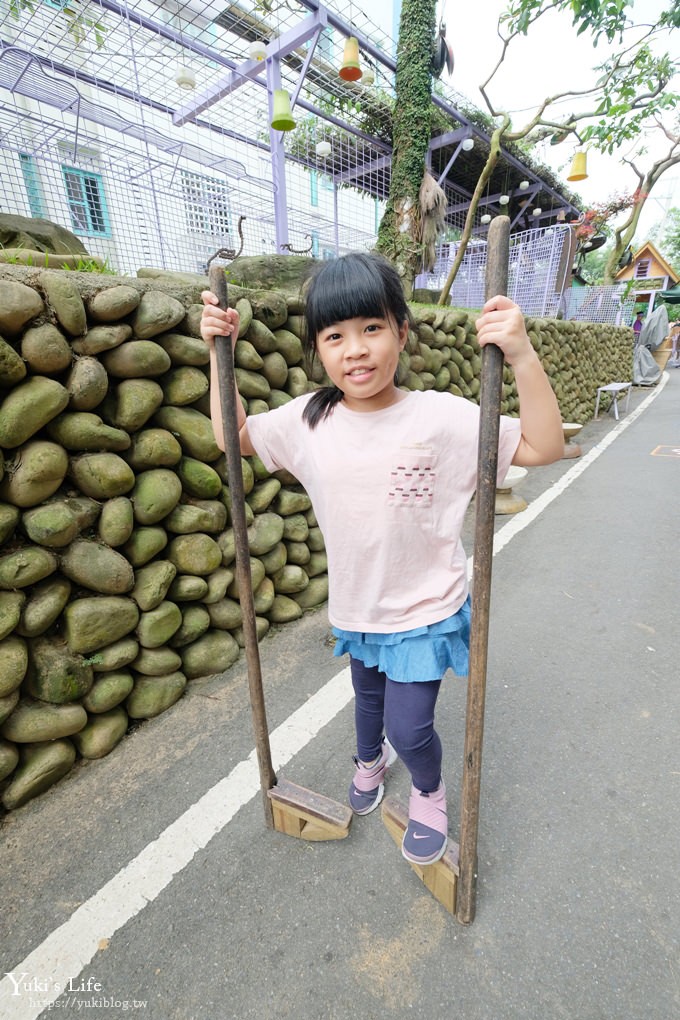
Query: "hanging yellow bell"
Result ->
[[567, 151, 588, 181], [270, 89, 296, 132], [339, 37, 362, 81]]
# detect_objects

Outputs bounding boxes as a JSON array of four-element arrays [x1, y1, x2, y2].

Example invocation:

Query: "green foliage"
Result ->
[[8, 0, 106, 48], [650, 207, 680, 271]]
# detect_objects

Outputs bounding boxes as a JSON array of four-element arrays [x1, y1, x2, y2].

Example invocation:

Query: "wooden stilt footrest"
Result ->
[[267, 778, 352, 841], [381, 796, 459, 915]]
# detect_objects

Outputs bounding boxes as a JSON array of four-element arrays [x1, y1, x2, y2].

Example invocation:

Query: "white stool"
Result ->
[[594, 382, 632, 421]]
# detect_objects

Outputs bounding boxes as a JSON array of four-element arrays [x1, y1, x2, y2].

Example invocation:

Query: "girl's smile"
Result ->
[[316, 315, 409, 412]]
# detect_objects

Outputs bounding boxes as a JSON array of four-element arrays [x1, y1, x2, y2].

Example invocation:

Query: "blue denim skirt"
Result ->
[[332, 595, 471, 683]]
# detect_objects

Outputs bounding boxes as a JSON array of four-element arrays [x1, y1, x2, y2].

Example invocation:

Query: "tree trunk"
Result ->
[[375, 0, 437, 297]]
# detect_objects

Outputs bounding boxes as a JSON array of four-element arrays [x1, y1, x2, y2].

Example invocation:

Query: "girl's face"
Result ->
[[315, 314, 409, 413]]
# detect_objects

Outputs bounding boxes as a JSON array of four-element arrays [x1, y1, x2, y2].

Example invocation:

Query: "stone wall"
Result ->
[[0, 265, 633, 811]]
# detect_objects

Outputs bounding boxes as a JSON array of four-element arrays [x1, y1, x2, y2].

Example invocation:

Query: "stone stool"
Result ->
[[495, 466, 528, 515], [562, 422, 583, 459]]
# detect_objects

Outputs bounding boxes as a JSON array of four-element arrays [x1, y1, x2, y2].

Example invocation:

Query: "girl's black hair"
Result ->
[[301, 251, 415, 429]]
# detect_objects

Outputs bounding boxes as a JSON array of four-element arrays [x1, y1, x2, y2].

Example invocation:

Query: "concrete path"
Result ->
[[2, 371, 678, 1020]]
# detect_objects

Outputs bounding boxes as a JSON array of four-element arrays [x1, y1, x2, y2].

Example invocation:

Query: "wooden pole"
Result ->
[[456, 216, 510, 924], [208, 263, 276, 827]]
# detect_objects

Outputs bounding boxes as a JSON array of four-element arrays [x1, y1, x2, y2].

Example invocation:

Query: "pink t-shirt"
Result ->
[[247, 390, 521, 633]]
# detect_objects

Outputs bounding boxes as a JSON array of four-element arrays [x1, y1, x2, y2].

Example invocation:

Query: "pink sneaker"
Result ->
[[349, 738, 397, 815], [401, 781, 448, 865]]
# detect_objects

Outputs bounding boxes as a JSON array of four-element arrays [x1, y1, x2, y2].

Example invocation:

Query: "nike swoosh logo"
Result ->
[[412, 832, 431, 840]]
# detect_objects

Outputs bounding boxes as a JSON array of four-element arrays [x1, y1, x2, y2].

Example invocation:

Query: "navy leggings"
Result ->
[[350, 656, 442, 793]]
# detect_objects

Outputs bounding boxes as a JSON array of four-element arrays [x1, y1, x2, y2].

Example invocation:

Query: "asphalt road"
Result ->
[[2, 370, 678, 1020]]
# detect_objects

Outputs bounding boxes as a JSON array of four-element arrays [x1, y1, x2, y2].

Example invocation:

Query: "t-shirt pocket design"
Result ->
[[387, 446, 436, 509]]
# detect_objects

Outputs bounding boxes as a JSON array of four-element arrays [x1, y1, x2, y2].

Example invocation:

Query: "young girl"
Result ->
[[201, 252, 563, 867]]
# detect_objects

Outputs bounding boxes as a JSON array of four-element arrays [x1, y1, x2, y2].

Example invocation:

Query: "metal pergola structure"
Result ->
[[0, 0, 582, 272]]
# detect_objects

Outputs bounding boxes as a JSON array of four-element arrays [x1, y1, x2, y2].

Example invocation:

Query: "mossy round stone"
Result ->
[[101, 379, 164, 432], [245, 318, 278, 354], [65, 357, 109, 411], [253, 577, 275, 614], [234, 340, 263, 371], [168, 533, 222, 575], [0, 376, 69, 448], [281, 513, 309, 542], [306, 551, 328, 578], [1, 739, 76, 810], [164, 500, 226, 535], [176, 458, 222, 499], [69, 453, 135, 499], [82, 670, 134, 713], [0, 739, 19, 782], [260, 542, 287, 575], [233, 617, 270, 648], [103, 340, 172, 378], [247, 511, 284, 555], [285, 541, 310, 566], [136, 600, 183, 648], [246, 478, 281, 514], [235, 298, 252, 337], [0, 591, 25, 641], [169, 604, 211, 648], [64, 597, 139, 654], [130, 291, 185, 340], [25, 636, 93, 703], [306, 526, 325, 552], [47, 412, 130, 453], [0, 280, 44, 336], [21, 323, 72, 374], [0, 635, 28, 698], [167, 574, 208, 602], [89, 636, 139, 673], [98, 497, 134, 547], [0, 335, 28, 386], [260, 351, 289, 388], [271, 564, 309, 594], [17, 577, 71, 638], [0, 547, 57, 590], [124, 429, 182, 470], [154, 332, 210, 366], [206, 598, 242, 631], [0, 442, 68, 509], [40, 271, 87, 336], [72, 323, 131, 355], [201, 567, 234, 604], [273, 329, 304, 366], [121, 526, 168, 567], [126, 671, 186, 719], [162, 366, 209, 405], [267, 595, 303, 624], [153, 406, 220, 462], [132, 468, 182, 525], [21, 502, 80, 548], [273, 489, 311, 516], [234, 367, 271, 401], [88, 285, 140, 323], [226, 557, 266, 599], [131, 647, 182, 677], [180, 630, 240, 680], [292, 575, 329, 608], [0, 503, 19, 546], [72, 706, 128, 759], [1, 699, 87, 742], [131, 560, 177, 611], [60, 540, 134, 595]]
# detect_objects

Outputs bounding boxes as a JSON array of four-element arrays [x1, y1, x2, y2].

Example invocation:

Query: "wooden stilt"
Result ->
[[381, 798, 459, 915], [208, 261, 352, 842]]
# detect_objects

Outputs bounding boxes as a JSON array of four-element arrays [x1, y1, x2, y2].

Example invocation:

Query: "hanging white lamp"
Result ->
[[499, 194, 510, 206], [249, 40, 267, 61], [462, 138, 474, 151], [315, 140, 332, 158], [175, 65, 196, 89], [532, 207, 542, 217], [519, 180, 530, 190], [480, 213, 491, 224]]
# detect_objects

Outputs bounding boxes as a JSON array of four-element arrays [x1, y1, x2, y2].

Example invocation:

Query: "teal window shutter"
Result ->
[[19, 153, 46, 217], [61, 167, 111, 236]]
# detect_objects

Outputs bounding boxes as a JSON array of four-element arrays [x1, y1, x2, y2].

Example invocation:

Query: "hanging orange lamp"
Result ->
[[567, 151, 588, 181], [339, 37, 362, 81], [270, 89, 296, 131]]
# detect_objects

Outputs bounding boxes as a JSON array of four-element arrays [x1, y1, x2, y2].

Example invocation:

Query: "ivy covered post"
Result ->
[[375, 0, 438, 297]]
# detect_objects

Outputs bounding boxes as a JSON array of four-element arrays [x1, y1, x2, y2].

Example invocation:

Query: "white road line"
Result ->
[[2, 375, 668, 1019]]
